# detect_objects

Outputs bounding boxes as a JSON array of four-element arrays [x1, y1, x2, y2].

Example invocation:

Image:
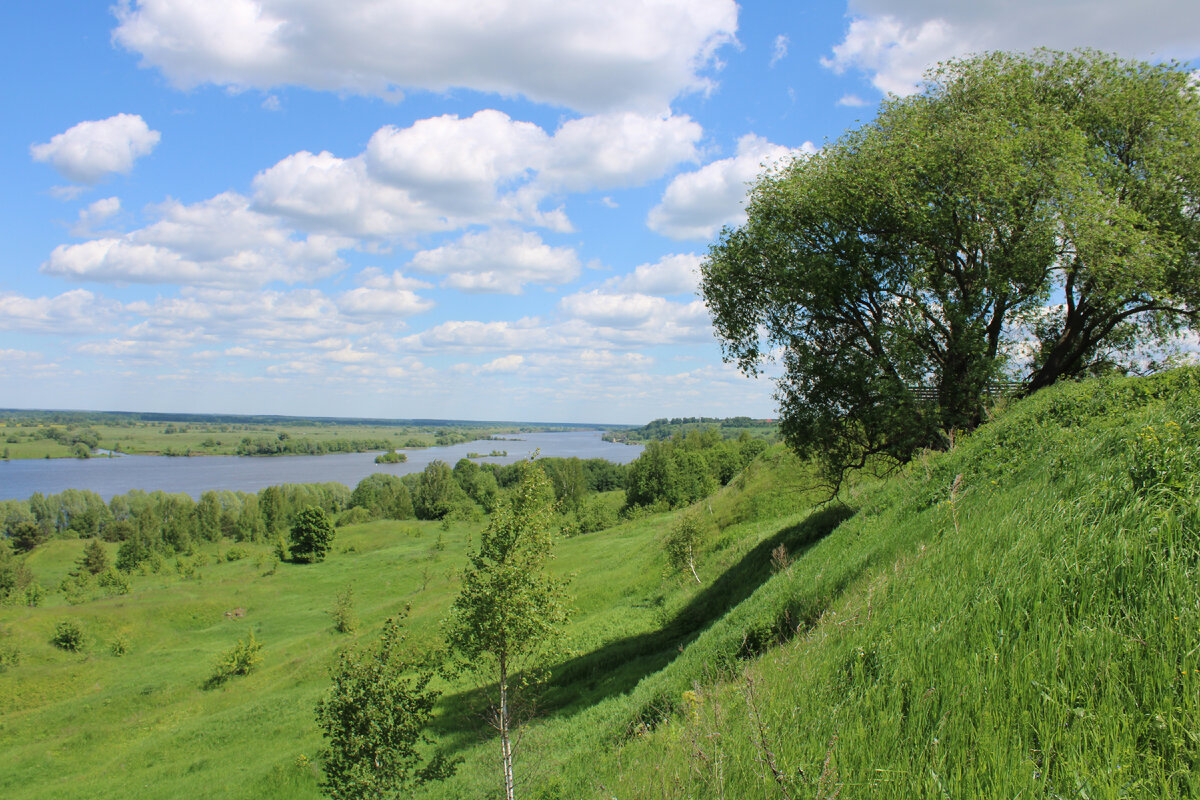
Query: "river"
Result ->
[[0, 430, 643, 502]]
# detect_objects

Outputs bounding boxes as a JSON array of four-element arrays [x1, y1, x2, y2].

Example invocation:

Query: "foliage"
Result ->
[[79, 538, 109, 575], [411, 461, 469, 520], [349, 474, 413, 521], [702, 50, 1200, 490], [374, 450, 407, 464], [664, 511, 706, 583], [290, 506, 336, 563], [625, 430, 763, 509], [205, 630, 263, 688], [51, 619, 85, 652], [444, 459, 572, 800], [315, 614, 457, 799], [328, 586, 357, 635], [0, 540, 32, 601]]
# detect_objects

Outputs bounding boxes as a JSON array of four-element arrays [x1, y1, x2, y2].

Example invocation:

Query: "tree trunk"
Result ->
[[499, 656, 515, 800]]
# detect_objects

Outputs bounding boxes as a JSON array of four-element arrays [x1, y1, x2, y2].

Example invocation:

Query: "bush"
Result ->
[[205, 631, 263, 688], [51, 620, 85, 652], [224, 546, 250, 562], [110, 634, 129, 657], [337, 506, 372, 527], [97, 567, 131, 596], [329, 586, 357, 635]]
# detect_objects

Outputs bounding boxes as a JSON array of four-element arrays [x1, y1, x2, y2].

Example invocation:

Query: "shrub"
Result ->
[[97, 567, 131, 596], [110, 634, 129, 657], [224, 546, 250, 562], [51, 620, 85, 652], [329, 586, 357, 635], [205, 631, 263, 688]]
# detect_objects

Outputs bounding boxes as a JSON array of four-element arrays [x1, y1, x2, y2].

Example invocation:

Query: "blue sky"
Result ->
[[1, 1, 1197, 424]]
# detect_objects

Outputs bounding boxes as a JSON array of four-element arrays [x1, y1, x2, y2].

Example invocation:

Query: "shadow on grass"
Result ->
[[431, 504, 853, 748]]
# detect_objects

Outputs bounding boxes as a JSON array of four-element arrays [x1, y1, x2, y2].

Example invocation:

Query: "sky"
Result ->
[[1, 1, 1198, 424]]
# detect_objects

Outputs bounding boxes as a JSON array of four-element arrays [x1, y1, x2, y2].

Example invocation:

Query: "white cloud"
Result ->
[[365, 110, 549, 218], [559, 289, 708, 331], [71, 197, 122, 236], [603, 253, 702, 295], [30, 113, 161, 184], [837, 93, 869, 107], [336, 270, 435, 317], [44, 192, 349, 286], [821, 15, 964, 96], [253, 110, 700, 241], [478, 354, 526, 374], [112, 0, 738, 113], [647, 134, 814, 241], [0, 289, 121, 334], [402, 318, 575, 353], [826, 1, 1200, 97], [410, 228, 580, 294], [770, 34, 789, 66], [539, 112, 702, 191]]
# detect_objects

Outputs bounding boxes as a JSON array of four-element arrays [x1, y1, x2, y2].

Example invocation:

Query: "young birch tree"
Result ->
[[444, 459, 571, 800]]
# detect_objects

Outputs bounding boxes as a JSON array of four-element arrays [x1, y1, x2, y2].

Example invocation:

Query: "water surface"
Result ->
[[0, 431, 642, 501]]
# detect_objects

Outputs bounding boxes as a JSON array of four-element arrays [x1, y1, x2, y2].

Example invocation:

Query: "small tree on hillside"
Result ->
[[289, 505, 335, 563], [316, 614, 457, 799], [444, 460, 571, 800], [79, 538, 109, 575], [664, 511, 704, 584]]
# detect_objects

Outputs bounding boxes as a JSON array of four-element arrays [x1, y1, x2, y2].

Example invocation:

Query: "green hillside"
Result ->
[[2, 369, 1198, 798]]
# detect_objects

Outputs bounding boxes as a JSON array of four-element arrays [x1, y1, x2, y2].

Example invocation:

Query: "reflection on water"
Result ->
[[0, 431, 642, 501]]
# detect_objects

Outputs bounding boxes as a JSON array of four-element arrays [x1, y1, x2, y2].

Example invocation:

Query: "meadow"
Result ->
[[0, 411, 563, 459], [1, 369, 1198, 798]]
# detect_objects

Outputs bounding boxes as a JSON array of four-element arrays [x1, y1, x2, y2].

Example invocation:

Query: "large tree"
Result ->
[[702, 50, 1200, 488]]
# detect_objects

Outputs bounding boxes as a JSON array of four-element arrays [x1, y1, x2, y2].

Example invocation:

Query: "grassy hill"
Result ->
[[2, 369, 1198, 798]]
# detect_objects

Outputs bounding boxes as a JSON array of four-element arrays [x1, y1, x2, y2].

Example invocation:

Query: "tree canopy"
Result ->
[[702, 50, 1200, 488]]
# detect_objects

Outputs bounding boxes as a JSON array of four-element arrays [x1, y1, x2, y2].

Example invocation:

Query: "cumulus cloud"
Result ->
[[44, 192, 349, 286], [0, 289, 122, 334], [30, 113, 160, 184], [253, 110, 699, 241], [825, 0, 1200, 97], [559, 289, 707, 330], [603, 253, 703, 295], [112, 0, 738, 113], [409, 228, 580, 294], [647, 134, 814, 241], [336, 270, 435, 317], [70, 197, 122, 236], [538, 112, 702, 191]]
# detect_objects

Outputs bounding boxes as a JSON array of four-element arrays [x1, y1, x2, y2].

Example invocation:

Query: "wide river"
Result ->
[[0, 430, 643, 502]]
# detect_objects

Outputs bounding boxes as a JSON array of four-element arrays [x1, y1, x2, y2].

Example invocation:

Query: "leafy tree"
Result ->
[[444, 461, 571, 800], [316, 614, 456, 799], [289, 505, 335, 563], [412, 461, 468, 520], [664, 511, 705, 584], [197, 491, 222, 541], [702, 50, 1200, 489]]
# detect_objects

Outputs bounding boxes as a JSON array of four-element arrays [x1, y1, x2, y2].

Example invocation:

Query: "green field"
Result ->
[[0, 412, 578, 459], [2, 370, 1198, 798]]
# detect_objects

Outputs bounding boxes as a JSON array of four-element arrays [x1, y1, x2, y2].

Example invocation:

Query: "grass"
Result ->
[[0, 419, 528, 459], [2, 369, 1198, 798]]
